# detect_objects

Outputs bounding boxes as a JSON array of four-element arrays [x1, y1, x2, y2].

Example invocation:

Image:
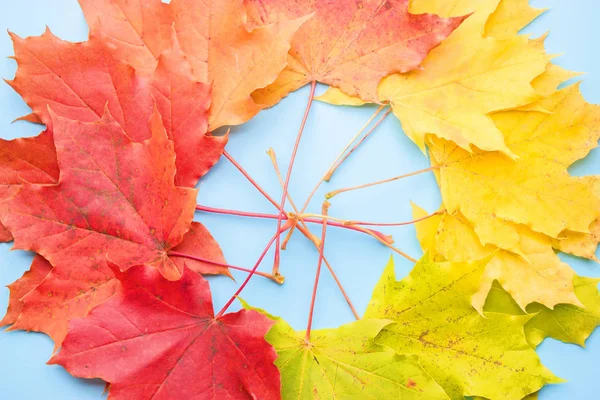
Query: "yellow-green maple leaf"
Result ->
[[485, 277, 600, 348], [365, 255, 561, 399], [242, 310, 449, 400], [412, 204, 580, 312]]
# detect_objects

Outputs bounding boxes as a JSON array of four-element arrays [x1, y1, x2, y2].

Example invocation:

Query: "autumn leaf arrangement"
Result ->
[[0, 0, 599, 398]]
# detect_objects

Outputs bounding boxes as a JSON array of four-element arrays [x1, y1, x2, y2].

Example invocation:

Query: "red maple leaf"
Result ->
[[0, 255, 53, 327], [1, 221, 229, 350], [8, 29, 225, 188], [50, 263, 280, 400], [0, 130, 59, 242], [0, 106, 197, 281], [151, 34, 228, 187]]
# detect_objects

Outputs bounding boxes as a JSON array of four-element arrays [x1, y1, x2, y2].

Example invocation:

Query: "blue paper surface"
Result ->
[[0, 0, 598, 398]]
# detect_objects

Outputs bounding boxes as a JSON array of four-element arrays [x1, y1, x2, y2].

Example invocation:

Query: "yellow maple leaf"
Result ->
[[412, 204, 581, 311], [552, 177, 600, 261], [483, 0, 546, 39], [428, 85, 600, 251], [320, 0, 548, 155]]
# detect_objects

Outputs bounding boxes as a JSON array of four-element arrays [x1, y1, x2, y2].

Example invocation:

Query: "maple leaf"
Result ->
[[412, 204, 581, 312], [5, 258, 118, 350], [151, 34, 228, 187], [484, 277, 600, 349], [8, 29, 225, 188], [49, 263, 280, 400], [0, 130, 59, 242], [244, 305, 448, 399], [483, 0, 546, 39], [0, 107, 197, 281], [365, 255, 561, 399], [429, 87, 600, 252], [378, 0, 547, 155], [77, 0, 173, 76], [8, 30, 154, 142], [0, 255, 52, 327], [318, 0, 548, 154], [169, 221, 230, 278], [1, 221, 228, 350], [172, 0, 309, 129], [245, 0, 465, 106], [79, 0, 309, 129]]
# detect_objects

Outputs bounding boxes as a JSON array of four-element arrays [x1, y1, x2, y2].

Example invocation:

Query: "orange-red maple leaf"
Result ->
[[1, 221, 227, 350], [170, 222, 231, 278], [78, 0, 173, 76], [0, 130, 59, 242], [8, 29, 154, 142], [0, 107, 197, 281], [8, 29, 225, 188], [245, 0, 466, 106], [79, 0, 309, 129], [151, 35, 228, 187], [50, 264, 280, 400], [0, 256, 53, 327]]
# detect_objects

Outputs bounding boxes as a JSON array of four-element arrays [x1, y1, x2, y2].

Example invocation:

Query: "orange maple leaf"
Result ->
[[245, 0, 466, 106]]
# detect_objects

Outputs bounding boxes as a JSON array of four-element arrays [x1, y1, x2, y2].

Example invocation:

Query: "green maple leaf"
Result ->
[[243, 300, 448, 399], [365, 255, 561, 400], [484, 277, 600, 348]]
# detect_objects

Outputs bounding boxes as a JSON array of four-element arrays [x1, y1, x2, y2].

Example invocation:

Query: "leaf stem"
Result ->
[[305, 202, 330, 342], [326, 166, 439, 199], [168, 252, 284, 284], [267, 152, 359, 319], [195, 205, 283, 221], [324, 108, 392, 181], [216, 220, 294, 318], [300, 105, 386, 214], [294, 222, 360, 320], [223, 150, 281, 211], [195, 204, 390, 242], [341, 211, 442, 227], [273, 81, 317, 276]]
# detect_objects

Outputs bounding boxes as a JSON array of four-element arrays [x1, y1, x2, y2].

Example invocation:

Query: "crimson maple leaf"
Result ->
[[0, 106, 197, 281], [50, 263, 280, 400]]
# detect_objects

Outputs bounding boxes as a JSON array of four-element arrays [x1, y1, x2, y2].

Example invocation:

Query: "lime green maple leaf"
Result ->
[[243, 301, 448, 399], [484, 277, 600, 348], [365, 256, 561, 399]]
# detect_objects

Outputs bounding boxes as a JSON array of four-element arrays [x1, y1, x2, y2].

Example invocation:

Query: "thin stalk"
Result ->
[[268, 153, 359, 319], [326, 166, 439, 199], [268, 149, 392, 247], [216, 220, 294, 318], [294, 223, 360, 320], [196, 205, 283, 221], [223, 150, 281, 211], [300, 105, 386, 214], [344, 211, 442, 227], [168, 251, 283, 284], [195, 204, 390, 241], [305, 202, 330, 342], [324, 108, 392, 181], [274, 81, 317, 275]]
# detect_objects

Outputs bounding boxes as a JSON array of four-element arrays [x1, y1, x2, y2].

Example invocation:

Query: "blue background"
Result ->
[[0, 0, 598, 398]]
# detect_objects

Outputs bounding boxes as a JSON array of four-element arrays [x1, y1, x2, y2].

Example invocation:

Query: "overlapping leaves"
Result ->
[[0, 0, 599, 399]]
